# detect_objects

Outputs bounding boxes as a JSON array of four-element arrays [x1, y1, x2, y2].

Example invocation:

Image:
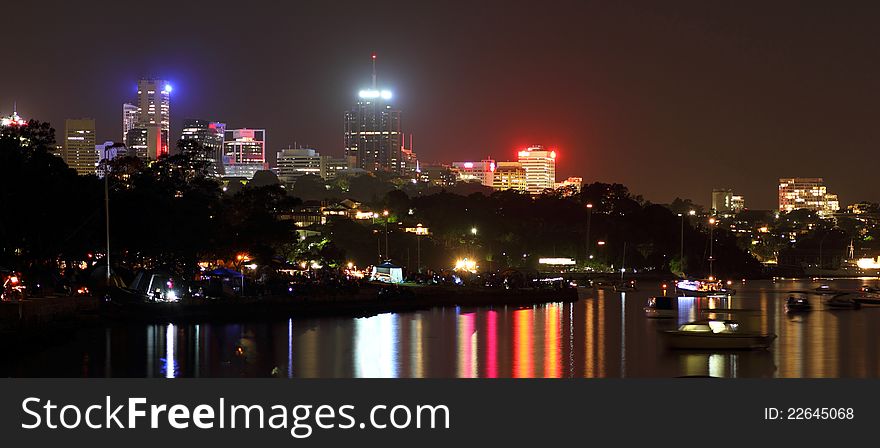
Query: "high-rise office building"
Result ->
[[125, 128, 148, 159], [63, 118, 97, 175], [343, 54, 403, 174], [452, 160, 496, 187], [493, 161, 527, 192], [180, 119, 225, 176], [778, 177, 839, 217], [517, 145, 556, 195], [400, 145, 419, 180], [223, 128, 266, 179], [275, 147, 323, 186], [321, 156, 358, 180], [135, 78, 171, 159], [122, 103, 138, 142], [418, 164, 456, 187]]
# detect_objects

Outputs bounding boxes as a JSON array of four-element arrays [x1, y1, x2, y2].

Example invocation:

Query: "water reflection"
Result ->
[[9, 280, 880, 378], [354, 313, 398, 378]]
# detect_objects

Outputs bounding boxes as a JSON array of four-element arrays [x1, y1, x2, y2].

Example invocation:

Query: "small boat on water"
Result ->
[[785, 296, 811, 313], [644, 296, 675, 318], [854, 293, 880, 306], [814, 284, 835, 294], [614, 280, 638, 292], [660, 320, 776, 350], [860, 285, 880, 293], [675, 278, 736, 297], [827, 295, 861, 310]]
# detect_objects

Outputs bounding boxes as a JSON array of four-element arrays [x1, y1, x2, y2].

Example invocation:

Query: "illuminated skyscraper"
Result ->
[[223, 128, 266, 179], [122, 103, 138, 142], [344, 54, 402, 174], [135, 78, 171, 159], [493, 162, 527, 192], [517, 145, 556, 194], [180, 119, 225, 176], [63, 118, 97, 175], [778, 178, 839, 217]]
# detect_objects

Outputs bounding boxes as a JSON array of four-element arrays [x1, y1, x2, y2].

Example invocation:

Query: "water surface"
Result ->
[[7, 279, 880, 378]]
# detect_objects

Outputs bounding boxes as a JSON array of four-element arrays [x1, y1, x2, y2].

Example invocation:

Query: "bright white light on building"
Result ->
[[857, 258, 880, 269], [538, 257, 576, 265], [358, 89, 392, 100], [164, 84, 172, 93]]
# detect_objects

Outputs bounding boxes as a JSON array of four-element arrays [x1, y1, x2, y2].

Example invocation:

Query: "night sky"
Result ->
[[4, 1, 878, 209]]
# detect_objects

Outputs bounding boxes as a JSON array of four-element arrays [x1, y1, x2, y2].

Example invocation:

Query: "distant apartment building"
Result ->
[[518, 145, 556, 194], [451, 159, 495, 187], [63, 118, 97, 175], [712, 188, 746, 215], [223, 128, 266, 179], [492, 161, 527, 192], [778, 177, 839, 217]]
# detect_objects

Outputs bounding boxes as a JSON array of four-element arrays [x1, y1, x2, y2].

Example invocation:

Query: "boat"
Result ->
[[860, 285, 880, 293], [592, 278, 615, 290], [644, 296, 675, 318], [675, 278, 736, 297], [614, 279, 638, 292], [660, 320, 776, 350], [814, 284, 834, 293], [827, 294, 861, 310], [785, 296, 811, 313], [854, 293, 880, 306]]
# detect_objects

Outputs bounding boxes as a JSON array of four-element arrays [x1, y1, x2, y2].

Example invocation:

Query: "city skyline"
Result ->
[[3, 1, 880, 209]]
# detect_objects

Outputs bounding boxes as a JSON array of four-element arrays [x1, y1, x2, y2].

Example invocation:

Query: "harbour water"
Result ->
[[6, 279, 880, 378]]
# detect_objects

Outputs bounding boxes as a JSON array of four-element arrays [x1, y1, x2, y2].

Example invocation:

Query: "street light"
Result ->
[[586, 203, 593, 261], [708, 217, 716, 279], [471, 227, 478, 236], [416, 223, 423, 273], [236, 253, 248, 296], [383, 210, 390, 261]]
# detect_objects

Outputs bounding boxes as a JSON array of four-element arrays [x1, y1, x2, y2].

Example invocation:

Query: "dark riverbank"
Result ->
[[105, 284, 579, 323], [1, 284, 578, 335]]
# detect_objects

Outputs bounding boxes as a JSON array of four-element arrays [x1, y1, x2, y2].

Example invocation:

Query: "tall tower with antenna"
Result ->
[[343, 53, 403, 174]]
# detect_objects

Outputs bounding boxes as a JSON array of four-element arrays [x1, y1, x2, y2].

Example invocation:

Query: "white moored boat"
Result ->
[[661, 320, 776, 350]]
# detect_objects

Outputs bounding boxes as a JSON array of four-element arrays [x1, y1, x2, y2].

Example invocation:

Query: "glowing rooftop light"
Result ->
[[164, 84, 172, 93], [358, 89, 393, 100]]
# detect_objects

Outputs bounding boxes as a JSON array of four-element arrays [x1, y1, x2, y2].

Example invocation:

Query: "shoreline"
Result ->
[[1, 284, 579, 336]]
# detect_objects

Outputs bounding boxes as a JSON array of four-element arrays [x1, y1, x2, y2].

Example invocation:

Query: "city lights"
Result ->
[[454, 258, 478, 273], [538, 258, 576, 265]]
